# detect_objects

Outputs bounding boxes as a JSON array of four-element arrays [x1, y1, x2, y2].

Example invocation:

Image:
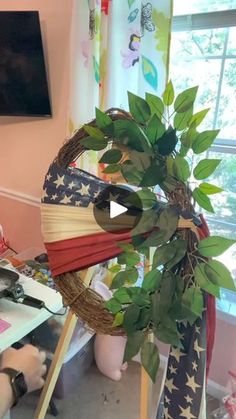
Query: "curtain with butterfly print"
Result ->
[[68, 0, 173, 172]]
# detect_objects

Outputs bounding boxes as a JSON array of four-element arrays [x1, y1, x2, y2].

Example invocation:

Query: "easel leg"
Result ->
[[140, 332, 154, 419], [140, 366, 153, 419], [34, 310, 77, 419]]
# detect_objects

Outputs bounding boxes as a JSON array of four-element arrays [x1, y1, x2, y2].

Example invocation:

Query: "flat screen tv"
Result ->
[[0, 11, 52, 117]]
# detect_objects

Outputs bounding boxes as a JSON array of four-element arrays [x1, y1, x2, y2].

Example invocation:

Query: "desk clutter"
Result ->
[[0, 249, 94, 400], [4, 251, 54, 289]]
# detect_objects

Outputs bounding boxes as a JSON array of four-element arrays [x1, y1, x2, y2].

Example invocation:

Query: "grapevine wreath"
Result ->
[[41, 82, 236, 381]]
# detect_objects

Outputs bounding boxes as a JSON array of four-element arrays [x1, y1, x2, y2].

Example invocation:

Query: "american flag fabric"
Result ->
[[41, 162, 134, 276], [157, 313, 207, 419], [41, 162, 201, 277], [156, 218, 215, 419], [42, 162, 106, 208]]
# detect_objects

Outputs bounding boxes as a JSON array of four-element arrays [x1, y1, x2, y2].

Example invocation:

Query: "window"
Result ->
[[170, 1, 236, 316]]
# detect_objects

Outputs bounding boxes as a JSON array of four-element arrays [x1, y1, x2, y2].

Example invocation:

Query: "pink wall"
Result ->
[[0, 0, 73, 250]]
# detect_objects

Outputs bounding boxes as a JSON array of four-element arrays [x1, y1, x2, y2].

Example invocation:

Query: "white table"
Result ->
[[0, 272, 63, 352]]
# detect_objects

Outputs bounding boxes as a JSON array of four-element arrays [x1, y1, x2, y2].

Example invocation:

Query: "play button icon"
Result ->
[[110, 201, 128, 219], [93, 184, 143, 234]]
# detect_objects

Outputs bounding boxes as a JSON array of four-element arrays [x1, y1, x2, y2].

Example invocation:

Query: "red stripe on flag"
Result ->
[[45, 230, 132, 276], [199, 215, 216, 379]]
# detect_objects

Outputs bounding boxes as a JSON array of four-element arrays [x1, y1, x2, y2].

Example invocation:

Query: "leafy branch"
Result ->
[[81, 82, 236, 382]]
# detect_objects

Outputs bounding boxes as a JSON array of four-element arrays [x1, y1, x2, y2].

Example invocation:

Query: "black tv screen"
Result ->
[[0, 11, 51, 117]]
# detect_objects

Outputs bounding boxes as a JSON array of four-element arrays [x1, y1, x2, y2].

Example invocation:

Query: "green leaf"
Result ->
[[193, 159, 221, 180], [111, 268, 138, 288], [142, 269, 162, 292], [125, 267, 139, 285], [192, 188, 214, 213], [192, 130, 220, 154], [123, 331, 145, 362], [113, 312, 124, 327], [159, 272, 176, 315], [123, 304, 141, 334], [166, 156, 174, 175], [83, 125, 104, 139], [105, 298, 122, 314], [199, 183, 223, 195], [156, 128, 178, 156], [109, 264, 121, 273], [155, 319, 180, 347], [121, 162, 143, 185], [173, 156, 190, 182], [139, 161, 166, 187], [166, 239, 187, 269], [153, 239, 187, 269], [141, 341, 160, 383], [141, 230, 167, 248], [198, 236, 236, 257], [102, 164, 120, 173], [140, 206, 178, 248], [182, 287, 204, 318], [131, 290, 150, 307], [158, 207, 179, 233], [126, 190, 157, 210], [189, 108, 210, 128], [131, 208, 158, 236], [117, 252, 140, 266], [179, 144, 189, 157], [181, 127, 197, 148], [136, 307, 151, 329], [145, 93, 164, 119], [110, 271, 127, 289], [194, 263, 220, 298], [205, 260, 236, 292], [113, 119, 151, 153], [162, 80, 174, 106], [113, 288, 132, 304], [80, 136, 108, 151], [174, 86, 198, 113], [151, 292, 161, 324], [99, 149, 122, 164], [146, 114, 165, 144], [117, 242, 134, 252], [128, 92, 151, 124], [174, 106, 193, 131], [95, 108, 113, 135]]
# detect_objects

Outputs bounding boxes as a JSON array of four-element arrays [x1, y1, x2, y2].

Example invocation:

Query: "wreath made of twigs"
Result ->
[[41, 89, 234, 353]]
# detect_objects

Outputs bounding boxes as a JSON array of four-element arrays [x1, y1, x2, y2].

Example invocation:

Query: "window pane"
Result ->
[[207, 152, 236, 223], [171, 28, 226, 58], [227, 27, 236, 54], [217, 59, 236, 139], [174, 0, 236, 15], [170, 32, 222, 129]]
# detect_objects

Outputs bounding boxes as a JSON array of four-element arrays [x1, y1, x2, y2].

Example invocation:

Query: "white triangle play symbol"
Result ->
[[110, 201, 128, 219]]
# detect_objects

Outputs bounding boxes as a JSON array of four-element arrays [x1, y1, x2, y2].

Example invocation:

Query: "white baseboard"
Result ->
[[0, 187, 40, 207]]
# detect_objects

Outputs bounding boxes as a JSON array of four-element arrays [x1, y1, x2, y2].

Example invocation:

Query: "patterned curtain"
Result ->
[[68, 0, 173, 172]]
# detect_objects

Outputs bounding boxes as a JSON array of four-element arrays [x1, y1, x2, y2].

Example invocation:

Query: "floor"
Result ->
[[12, 361, 220, 419]]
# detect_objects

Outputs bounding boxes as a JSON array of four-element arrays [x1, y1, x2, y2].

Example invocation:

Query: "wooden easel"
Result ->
[[34, 266, 153, 419]]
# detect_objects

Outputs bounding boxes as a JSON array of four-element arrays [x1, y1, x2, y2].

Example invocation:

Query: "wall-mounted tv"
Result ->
[[0, 11, 52, 117]]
